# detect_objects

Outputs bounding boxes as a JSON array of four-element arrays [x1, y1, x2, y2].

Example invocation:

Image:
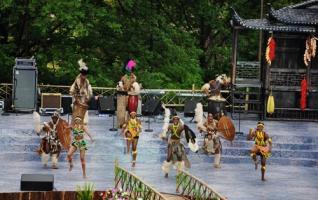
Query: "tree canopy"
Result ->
[[0, 0, 303, 88]]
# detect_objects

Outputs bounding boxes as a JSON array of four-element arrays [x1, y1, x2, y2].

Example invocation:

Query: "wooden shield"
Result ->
[[56, 119, 72, 150], [217, 116, 235, 141]]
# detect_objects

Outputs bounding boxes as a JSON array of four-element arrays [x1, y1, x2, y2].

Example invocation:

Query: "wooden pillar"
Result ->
[[231, 28, 239, 85], [307, 61, 311, 90]]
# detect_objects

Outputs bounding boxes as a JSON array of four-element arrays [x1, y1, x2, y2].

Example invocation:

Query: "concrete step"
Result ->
[[1, 142, 318, 160], [0, 152, 316, 167]]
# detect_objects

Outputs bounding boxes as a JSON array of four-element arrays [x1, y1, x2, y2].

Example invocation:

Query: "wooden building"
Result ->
[[231, 0, 318, 120]]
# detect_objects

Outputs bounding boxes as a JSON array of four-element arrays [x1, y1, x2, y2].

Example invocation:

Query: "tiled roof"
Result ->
[[288, 0, 318, 9], [270, 7, 318, 25], [231, 8, 316, 33]]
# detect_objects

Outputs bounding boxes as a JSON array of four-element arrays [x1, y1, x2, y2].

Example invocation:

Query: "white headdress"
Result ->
[[78, 59, 88, 72]]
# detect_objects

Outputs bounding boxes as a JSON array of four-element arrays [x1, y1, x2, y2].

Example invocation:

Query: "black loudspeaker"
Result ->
[[3, 98, 12, 112], [142, 99, 162, 116], [184, 100, 198, 117], [88, 96, 98, 110], [61, 95, 73, 114], [20, 174, 54, 191], [98, 96, 115, 114]]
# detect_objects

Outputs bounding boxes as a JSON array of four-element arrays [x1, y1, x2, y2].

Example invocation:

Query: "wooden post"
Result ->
[[231, 28, 239, 85]]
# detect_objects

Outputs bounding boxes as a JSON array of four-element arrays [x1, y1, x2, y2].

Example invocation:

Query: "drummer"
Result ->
[[70, 59, 93, 124], [116, 59, 137, 128], [198, 113, 222, 168], [247, 121, 272, 181], [201, 74, 230, 102], [201, 74, 230, 120]]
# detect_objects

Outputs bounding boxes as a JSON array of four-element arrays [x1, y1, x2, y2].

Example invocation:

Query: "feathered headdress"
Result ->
[[78, 59, 88, 74], [125, 59, 136, 72]]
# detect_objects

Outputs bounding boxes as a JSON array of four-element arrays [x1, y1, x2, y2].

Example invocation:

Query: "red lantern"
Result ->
[[300, 78, 307, 111], [265, 37, 276, 65]]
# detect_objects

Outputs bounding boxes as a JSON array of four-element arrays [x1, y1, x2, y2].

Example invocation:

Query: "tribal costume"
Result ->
[[196, 108, 222, 168], [67, 117, 94, 178], [201, 74, 230, 119], [248, 121, 272, 181], [71, 128, 88, 150], [70, 59, 93, 124], [116, 59, 140, 128], [161, 115, 196, 177], [35, 112, 71, 169], [122, 111, 142, 167]]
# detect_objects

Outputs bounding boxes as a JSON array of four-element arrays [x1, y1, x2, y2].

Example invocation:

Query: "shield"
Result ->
[[217, 116, 235, 141], [56, 118, 72, 150]]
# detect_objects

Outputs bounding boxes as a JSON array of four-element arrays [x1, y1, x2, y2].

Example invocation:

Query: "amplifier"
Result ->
[[40, 93, 62, 114]]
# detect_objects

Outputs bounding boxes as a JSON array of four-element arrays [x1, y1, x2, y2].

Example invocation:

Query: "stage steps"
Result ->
[[0, 113, 317, 200]]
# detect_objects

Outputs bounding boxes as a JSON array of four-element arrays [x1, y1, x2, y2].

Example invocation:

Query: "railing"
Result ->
[[0, 83, 231, 108], [0, 83, 12, 99], [114, 161, 168, 200], [176, 170, 226, 200]]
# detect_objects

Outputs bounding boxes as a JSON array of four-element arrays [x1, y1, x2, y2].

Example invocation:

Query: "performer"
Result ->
[[33, 112, 71, 169], [122, 111, 142, 167], [116, 59, 139, 128], [70, 59, 93, 125], [247, 121, 272, 181], [201, 74, 230, 119], [67, 117, 94, 178], [160, 107, 197, 178], [195, 104, 222, 168]]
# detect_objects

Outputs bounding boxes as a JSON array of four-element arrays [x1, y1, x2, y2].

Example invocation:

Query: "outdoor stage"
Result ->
[[0, 111, 317, 200]]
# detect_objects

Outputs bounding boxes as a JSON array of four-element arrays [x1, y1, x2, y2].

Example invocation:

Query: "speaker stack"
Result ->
[[20, 174, 54, 191], [98, 96, 117, 131]]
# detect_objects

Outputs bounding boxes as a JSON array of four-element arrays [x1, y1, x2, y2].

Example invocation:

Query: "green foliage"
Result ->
[[0, 0, 305, 88], [76, 182, 95, 200]]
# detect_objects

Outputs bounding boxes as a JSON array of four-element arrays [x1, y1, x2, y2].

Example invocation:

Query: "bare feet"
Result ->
[[83, 173, 87, 179], [132, 162, 136, 167], [52, 164, 58, 169], [214, 164, 221, 168], [255, 161, 258, 170], [164, 173, 168, 178]]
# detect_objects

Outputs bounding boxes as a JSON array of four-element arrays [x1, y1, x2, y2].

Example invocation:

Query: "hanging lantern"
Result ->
[[300, 78, 307, 111], [304, 36, 317, 66], [265, 36, 276, 65], [267, 89, 275, 115]]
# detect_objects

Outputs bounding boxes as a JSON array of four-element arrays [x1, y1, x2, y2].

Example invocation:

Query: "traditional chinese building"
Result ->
[[231, 0, 318, 120]]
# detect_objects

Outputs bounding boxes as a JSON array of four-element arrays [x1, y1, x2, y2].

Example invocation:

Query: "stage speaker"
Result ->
[[142, 99, 162, 116], [3, 98, 12, 112], [20, 174, 54, 191], [88, 96, 98, 110], [12, 58, 37, 112], [61, 95, 73, 114], [98, 96, 115, 114], [184, 100, 198, 117]]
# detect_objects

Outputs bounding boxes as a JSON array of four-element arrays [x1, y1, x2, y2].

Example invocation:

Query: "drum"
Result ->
[[207, 100, 226, 118], [128, 95, 138, 113], [217, 116, 235, 141], [72, 101, 88, 120]]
